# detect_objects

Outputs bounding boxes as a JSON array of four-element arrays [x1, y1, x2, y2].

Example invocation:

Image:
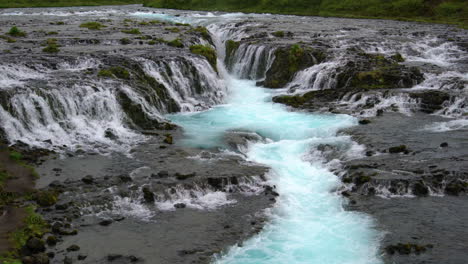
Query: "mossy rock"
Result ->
[[264, 44, 326, 88], [389, 145, 408, 154], [98, 67, 130, 79], [34, 190, 58, 207], [167, 38, 184, 48], [190, 44, 217, 72], [79, 22, 105, 30], [225, 40, 240, 64], [409, 90, 450, 113]]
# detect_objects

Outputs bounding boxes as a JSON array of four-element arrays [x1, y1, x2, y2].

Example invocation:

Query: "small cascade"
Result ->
[[229, 44, 276, 80], [0, 54, 227, 151], [138, 56, 226, 112], [287, 60, 341, 93]]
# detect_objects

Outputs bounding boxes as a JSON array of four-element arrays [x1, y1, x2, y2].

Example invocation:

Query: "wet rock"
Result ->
[[142, 187, 155, 203], [26, 237, 46, 253], [99, 219, 113, 226], [445, 181, 466, 196], [32, 253, 50, 264], [46, 236, 57, 246], [47, 252, 55, 259], [63, 256, 72, 264], [385, 243, 433, 255], [34, 190, 58, 207], [55, 202, 68, 210], [119, 174, 132, 183], [108, 254, 123, 261], [388, 145, 408, 154], [264, 45, 325, 88], [359, 119, 371, 125], [163, 134, 173, 144], [77, 255, 87, 260], [174, 203, 186, 209], [412, 181, 429, 196], [207, 177, 224, 189], [21, 256, 34, 264], [81, 175, 94, 184], [104, 128, 118, 140], [49, 180, 64, 189], [66, 245, 80, 252], [440, 142, 448, 148], [154, 170, 169, 178], [175, 172, 196, 180], [410, 90, 450, 113]]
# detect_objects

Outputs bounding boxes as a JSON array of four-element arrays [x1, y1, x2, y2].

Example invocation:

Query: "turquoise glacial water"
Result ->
[[168, 77, 382, 264]]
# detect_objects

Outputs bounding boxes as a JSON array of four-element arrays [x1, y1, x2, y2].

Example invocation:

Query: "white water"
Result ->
[[168, 77, 382, 264]]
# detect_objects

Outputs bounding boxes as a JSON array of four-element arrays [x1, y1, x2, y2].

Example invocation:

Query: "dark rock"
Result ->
[[142, 187, 155, 203], [33, 253, 50, 264], [119, 174, 132, 182], [174, 203, 186, 209], [359, 119, 371, 125], [440, 142, 448, 148], [412, 181, 429, 196], [163, 134, 173, 144], [108, 254, 123, 261], [155, 170, 169, 178], [389, 145, 407, 154], [445, 181, 465, 196], [47, 252, 55, 259], [410, 90, 450, 113], [77, 255, 87, 261], [129, 255, 139, 262], [21, 256, 34, 264], [64, 256, 73, 264], [66, 245, 80, 252], [49, 180, 64, 188], [104, 129, 118, 140], [175, 172, 196, 180], [81, 175, 94, 184], [46, 236, 57, 246], [385, 243, 431, 255], [99, 219, 113, 226], [55, 203, 68, 210], [26, 237, 46, 253]]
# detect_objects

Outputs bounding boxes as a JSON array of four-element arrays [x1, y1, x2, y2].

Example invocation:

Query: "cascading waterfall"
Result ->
[[0, 55, 226, 151], [160, 15, 383, 264]]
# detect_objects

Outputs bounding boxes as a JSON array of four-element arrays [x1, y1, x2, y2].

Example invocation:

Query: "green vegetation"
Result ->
[[225, 39, 240, 58], [0, 35, 16, 43], [47, 31, 58, 35], [165, 27, 181, 33], [122, 28, 141, 34], [80, 21, 106, 30], [288, 44, 304, 74], [167, 38, 184, 48], [272, 31, 285, 37], [7, 26, 26, 37], [188, 26, 211, 40], [145, 0, 468, 28], [120, 37, 132, 45], [190, 44, 217, 71], [98, 67, 130, 79], [42, 38, 60, 53], [8, 151, 22, 161], [10, 206, 48, 249], [0, 0, 141, 8]]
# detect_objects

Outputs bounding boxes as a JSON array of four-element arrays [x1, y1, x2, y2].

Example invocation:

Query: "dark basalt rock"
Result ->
[[66, 244, 80, 252], [410, 90, 450, 113], [412, 181, 429, 196], [81, 175, 94, 184], [385, 243, 433, 255], [142, 187, 155, 203], [26, 237, 46, 253], [264, 45, 326, 88], [388, 145, 408, 154]]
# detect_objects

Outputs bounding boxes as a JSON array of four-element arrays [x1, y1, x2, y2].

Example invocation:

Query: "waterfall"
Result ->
[[0, 54, 226, 151]]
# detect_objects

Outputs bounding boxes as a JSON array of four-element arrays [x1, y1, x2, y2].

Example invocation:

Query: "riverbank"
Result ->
[[0, 1, 466, 29]]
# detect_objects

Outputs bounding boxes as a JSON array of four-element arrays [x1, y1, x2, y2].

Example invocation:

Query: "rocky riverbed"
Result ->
[[0, 4, 467, 264]]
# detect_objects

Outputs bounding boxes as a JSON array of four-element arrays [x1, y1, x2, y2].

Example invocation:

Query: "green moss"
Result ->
[[8, 151, 22, 161], [47, 31, 58, 35], [148, 40, 156, 45], [288, 44, 304, 74], [34, 190, 58, 207], [272, 31, 285, 37], [272, 95, 307, 108], [122, 28, 141, 34], [0, 170, 9, 187], [190, 44, 217, 71], [167, 38, 184, 48], [7, 26, 26, 37], [165, 27, 181, 33], [42, 44, 60, 53], [98, 67, 130, 79], [10, 206, 49, 249], [120, 37, 132, 45], [391, 53, 405, 62], [138, 21, 149, 26], [225, 39, 240, 57], [189, 26, 211, 41], [79, 21, 106, 30]]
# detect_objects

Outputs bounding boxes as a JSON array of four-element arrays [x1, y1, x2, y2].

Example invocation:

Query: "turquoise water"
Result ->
[[168, 78, 382, 264]]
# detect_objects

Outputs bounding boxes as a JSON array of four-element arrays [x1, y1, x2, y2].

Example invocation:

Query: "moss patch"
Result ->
[[79, 21, 106, 30], [167, 38, 184, 48], [98, 67, 130, 79], [7, 27, 26, 37], [122, 28, 141, 34], [190, 44, 217, 71]]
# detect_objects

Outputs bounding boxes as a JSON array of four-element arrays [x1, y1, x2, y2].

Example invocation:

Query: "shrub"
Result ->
[[79, 22, 105, 30], [7, 26, 26, 37]]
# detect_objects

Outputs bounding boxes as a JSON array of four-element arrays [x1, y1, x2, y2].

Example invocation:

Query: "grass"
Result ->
[[167, 38, 184, 48], [10, 206, 49, 249], [98, 67, 130, 79], [7, 27, 26, 37], [8, 151, 22, 161], [80, 21, 106, 30], [42, 38, 60, 53], [122, 28, 141, 34]]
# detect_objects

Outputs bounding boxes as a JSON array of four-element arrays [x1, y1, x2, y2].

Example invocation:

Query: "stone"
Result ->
[[142, 187, 155, 203], [99, 219, 113, 226], [174, 203, 186, 208], [26, 237, 46, 253], [81, 175, 94, 184], [66, 244, 80, 252], [46, 236, 57, 246]]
